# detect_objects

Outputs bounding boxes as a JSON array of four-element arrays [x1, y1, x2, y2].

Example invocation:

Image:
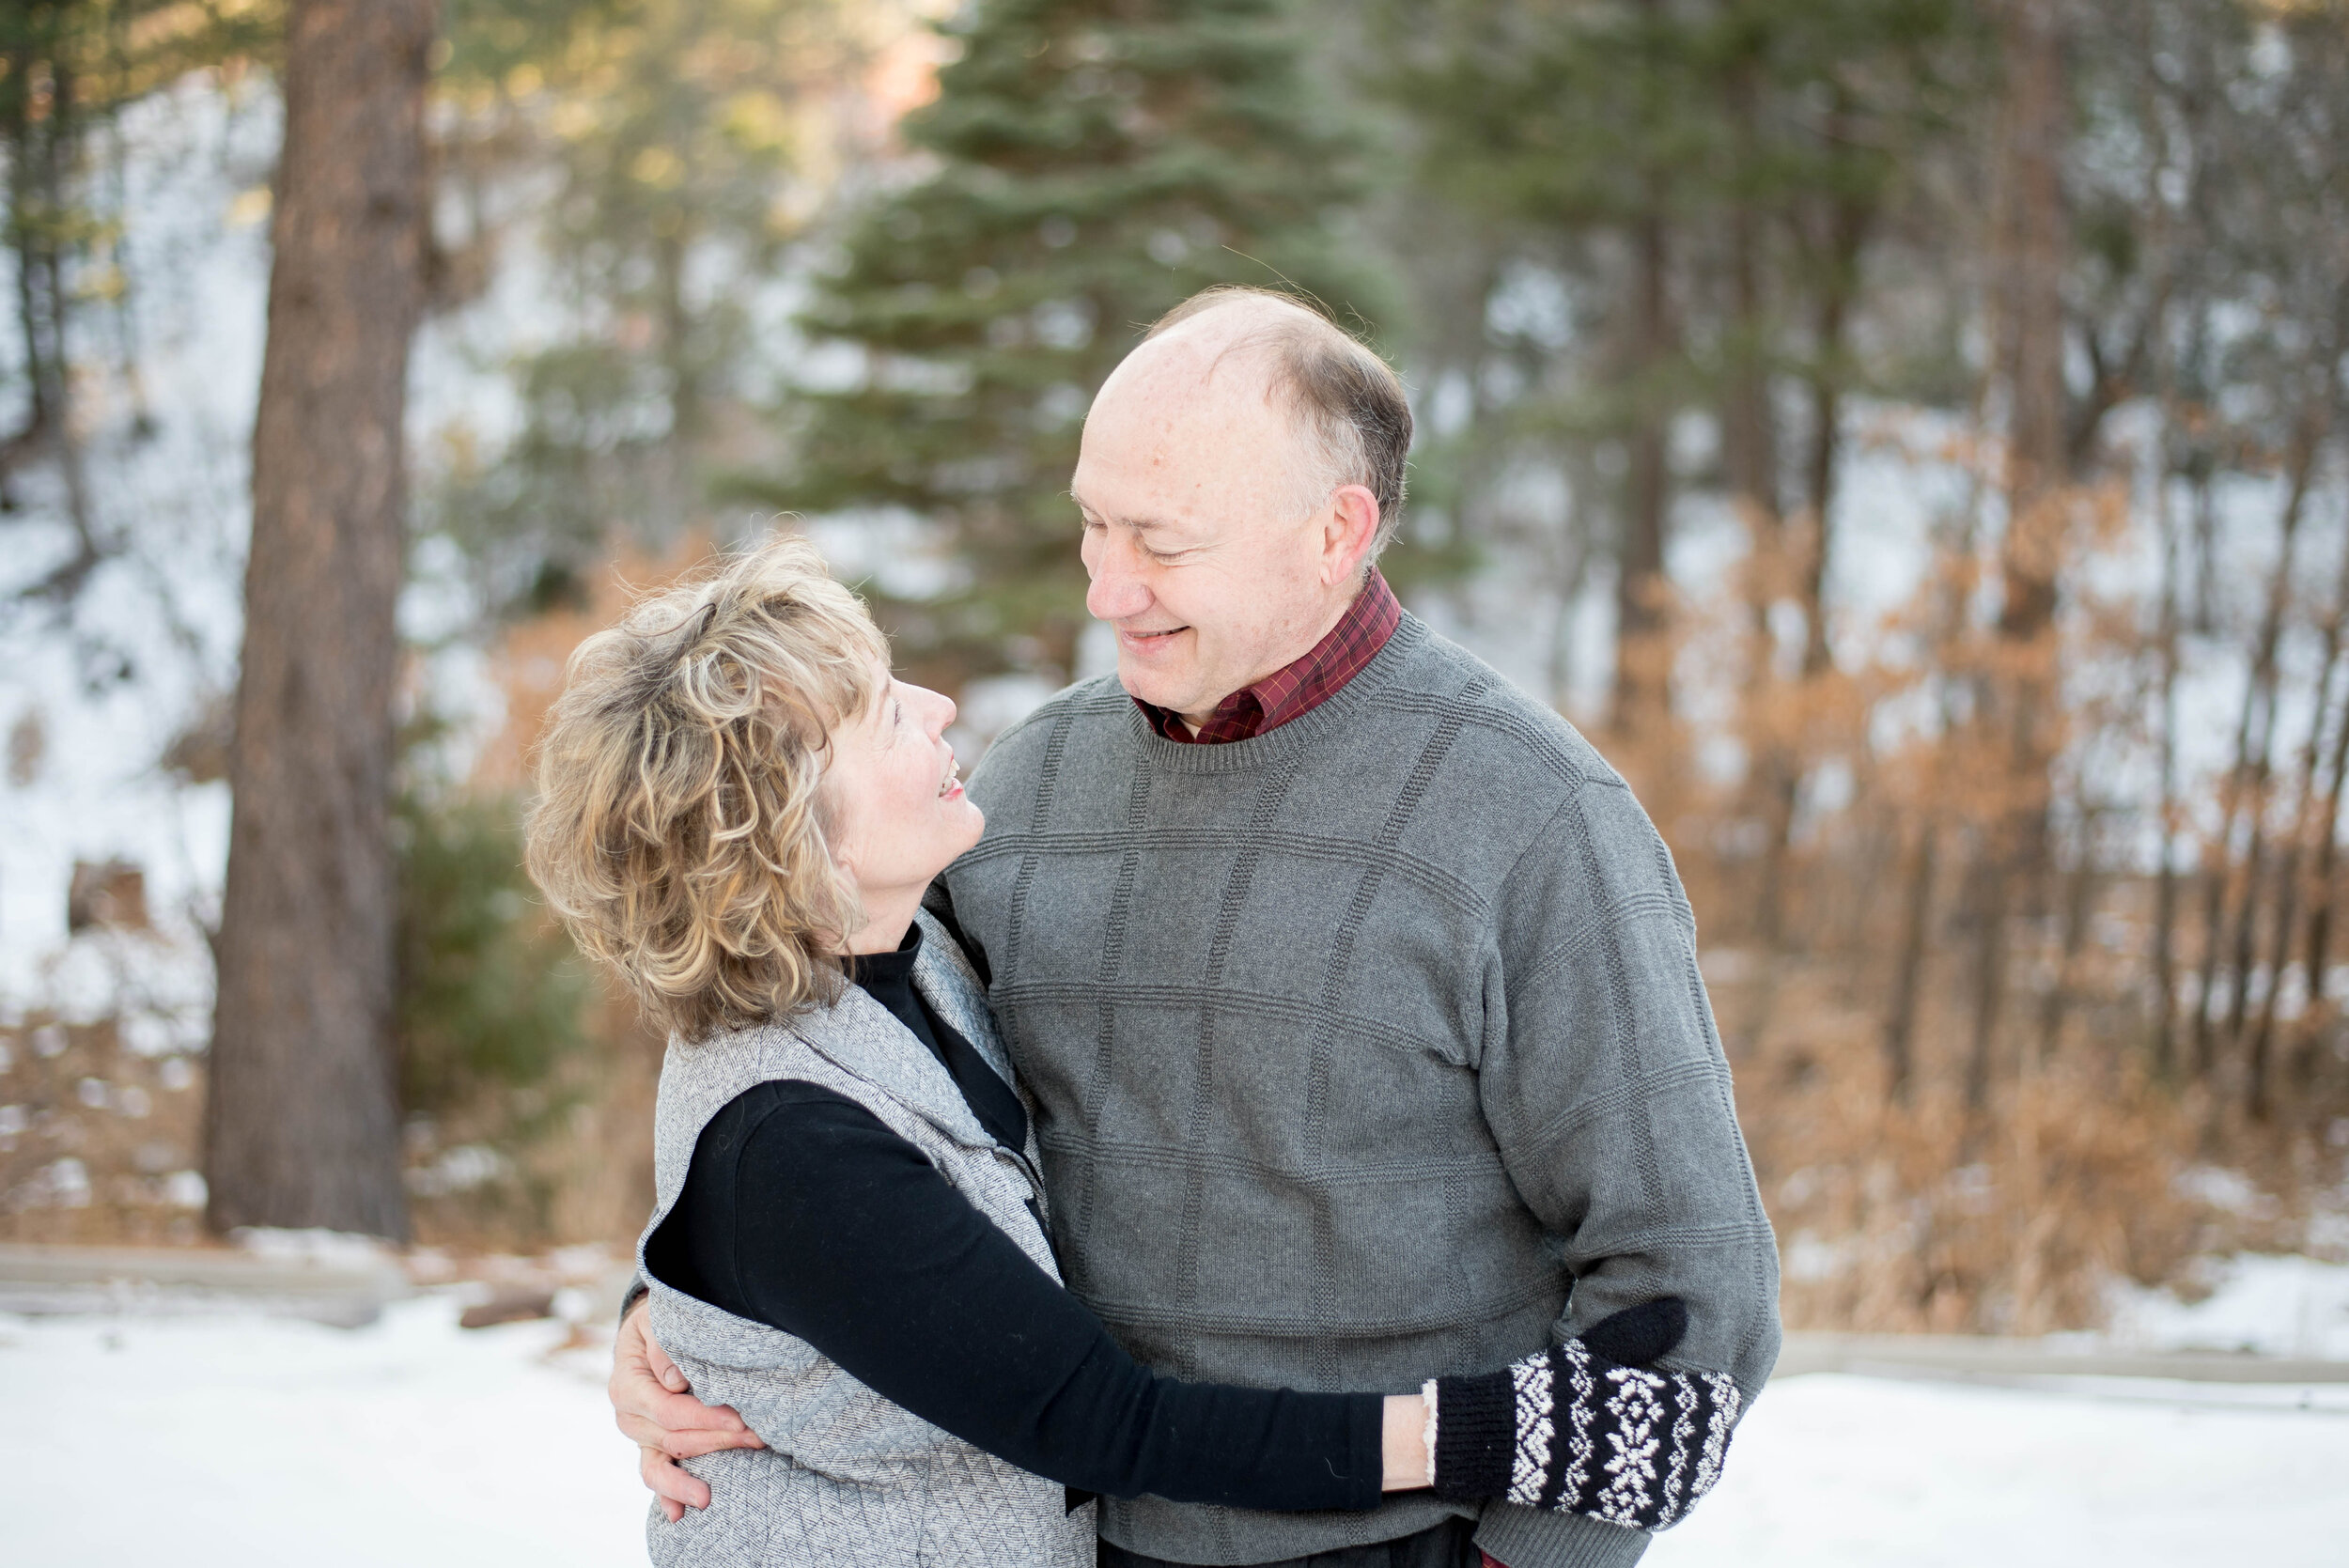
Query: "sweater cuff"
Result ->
[[618, 1274, 648, 1330], [1473, 1504, 1651, 1568], [1429, 1368, 1516, 1502]]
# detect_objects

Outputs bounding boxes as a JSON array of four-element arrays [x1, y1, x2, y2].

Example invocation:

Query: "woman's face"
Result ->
[[822, 665, 985, 924]]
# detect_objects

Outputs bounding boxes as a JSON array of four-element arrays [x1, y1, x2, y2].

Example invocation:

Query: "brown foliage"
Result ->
[[0, 1013, 207, 1246]]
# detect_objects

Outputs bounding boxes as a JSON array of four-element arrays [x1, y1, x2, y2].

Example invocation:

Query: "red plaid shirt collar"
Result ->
[[1136, 570, 1403, 745]]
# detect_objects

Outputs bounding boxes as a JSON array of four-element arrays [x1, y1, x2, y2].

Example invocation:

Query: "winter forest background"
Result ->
[[4, 0, 2349, 1340]]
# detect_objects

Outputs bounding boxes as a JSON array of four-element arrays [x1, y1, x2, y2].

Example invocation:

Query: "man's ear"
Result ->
[[1322, 484, 1381, 586]]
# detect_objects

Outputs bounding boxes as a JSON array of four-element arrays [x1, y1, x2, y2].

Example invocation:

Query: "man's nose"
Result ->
[[1084, 536, 1153, 622]]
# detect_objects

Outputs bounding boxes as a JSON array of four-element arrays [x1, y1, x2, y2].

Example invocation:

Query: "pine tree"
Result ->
[[773, 0, 1393, 688], [207, 0, 435, 1241]]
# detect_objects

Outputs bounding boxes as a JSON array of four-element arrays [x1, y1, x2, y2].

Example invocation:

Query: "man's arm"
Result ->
[[1470, 779, 1781, 1560], [611, 1296, 765, 1521]]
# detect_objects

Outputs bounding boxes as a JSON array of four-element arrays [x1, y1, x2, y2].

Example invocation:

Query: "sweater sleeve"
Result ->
[[1465, 782, 1781, 1552], [1480, 784, 1781, 1393], [652, 1079, 1383, 1513]]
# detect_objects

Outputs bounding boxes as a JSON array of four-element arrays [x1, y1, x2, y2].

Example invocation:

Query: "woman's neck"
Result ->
[[842, 886, 922, 955]]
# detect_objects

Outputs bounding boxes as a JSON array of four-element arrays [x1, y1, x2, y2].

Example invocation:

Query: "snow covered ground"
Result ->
[[0, 1295, 646, 1568], [1647, 1371, 2349, 1568], [6, 1266, 2348, 1568]]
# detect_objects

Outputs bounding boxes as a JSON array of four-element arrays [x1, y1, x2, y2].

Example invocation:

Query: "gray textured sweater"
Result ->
[[937, 613, 1781, 1568]]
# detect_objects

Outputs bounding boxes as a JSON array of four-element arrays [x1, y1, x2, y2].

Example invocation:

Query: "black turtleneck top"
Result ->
[[643, 923, 1384, 1513]]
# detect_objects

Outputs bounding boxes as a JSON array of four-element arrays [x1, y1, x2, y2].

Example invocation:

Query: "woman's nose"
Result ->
[[913, 684, 957, 734]]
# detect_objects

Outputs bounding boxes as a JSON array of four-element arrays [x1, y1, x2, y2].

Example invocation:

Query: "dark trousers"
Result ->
[[1098, 1518, 1484, 1568]]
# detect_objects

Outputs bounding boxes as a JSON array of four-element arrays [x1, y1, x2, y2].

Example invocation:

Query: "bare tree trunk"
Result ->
[[1797, 146, 1870, 686], [2240, 409, 2335, 1118], [2191, 421, 2315, 1081], [2297, 648, 2349, 1087], [1967, 0, 2069, 1113], [204, 0, 435, 1240], [2150, 443, 2185, 1079], [1992, 0, 2069, 645], [1613, 197, 1674, 741], [1884, 822, 1936, 1104], [2035, 803, 2100, 1066], [1721, 61, 1777, 541], [1, 41, 98, 581], [1755, 147, 1872, 949], [1722, 89, 1792, 947], [1962, 844, 2010, 1115]]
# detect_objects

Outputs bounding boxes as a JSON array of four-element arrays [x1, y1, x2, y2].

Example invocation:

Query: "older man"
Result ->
[[614, 287, 1780, 1568]]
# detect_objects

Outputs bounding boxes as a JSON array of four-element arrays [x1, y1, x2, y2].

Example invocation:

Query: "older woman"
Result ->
[[525, 537, 1738, 1568]]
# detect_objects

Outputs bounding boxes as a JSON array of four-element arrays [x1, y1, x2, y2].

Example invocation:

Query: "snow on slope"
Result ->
[[2109, 1251, 2349, 1360], [6, 1287, 2349, 1568]]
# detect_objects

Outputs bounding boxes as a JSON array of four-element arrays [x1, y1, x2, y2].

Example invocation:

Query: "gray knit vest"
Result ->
[[941, 614, 1781, 1568], [634, 908, 1096, 1568]]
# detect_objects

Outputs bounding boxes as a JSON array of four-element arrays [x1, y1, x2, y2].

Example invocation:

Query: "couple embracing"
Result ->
[[524, 287, 1781, 1568]]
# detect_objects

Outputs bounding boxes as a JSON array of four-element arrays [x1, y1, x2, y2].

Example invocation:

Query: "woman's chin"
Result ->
[[938, 797, 986, 860]]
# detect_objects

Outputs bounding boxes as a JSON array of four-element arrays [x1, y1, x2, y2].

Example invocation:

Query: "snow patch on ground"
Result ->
[[1649, 1372, 2349, 1568], [0, 1295, 647, 1567], [7, 1273, 2349, 1567], [2106, 1252, 2349, 1360]]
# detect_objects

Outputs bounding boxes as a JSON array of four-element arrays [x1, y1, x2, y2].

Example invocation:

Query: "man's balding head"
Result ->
[[1072, 289, 1410, 727], [1140, 288, 1410, 551]]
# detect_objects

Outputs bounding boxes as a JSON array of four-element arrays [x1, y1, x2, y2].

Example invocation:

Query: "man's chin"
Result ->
[[1114, 662, 1197, 713]]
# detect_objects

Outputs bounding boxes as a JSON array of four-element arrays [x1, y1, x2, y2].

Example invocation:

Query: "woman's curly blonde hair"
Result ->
[[524, 535, 889, 1043]]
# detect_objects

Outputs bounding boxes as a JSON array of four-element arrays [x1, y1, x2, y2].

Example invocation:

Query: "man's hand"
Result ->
[[611, 1296, 766, 1522]]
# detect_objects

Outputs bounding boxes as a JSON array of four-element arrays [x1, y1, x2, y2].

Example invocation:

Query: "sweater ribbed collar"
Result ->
[[1122, 613, 1431, 774]]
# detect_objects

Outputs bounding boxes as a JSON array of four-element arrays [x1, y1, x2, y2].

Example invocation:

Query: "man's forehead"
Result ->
[[1114, 331, 1282, 405], [1070, 486, 1188, 534], [1082, 365, 1288, 473]]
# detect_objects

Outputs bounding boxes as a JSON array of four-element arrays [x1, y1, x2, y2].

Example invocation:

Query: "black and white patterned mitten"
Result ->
[[1426, 1298, 1742, 1531]]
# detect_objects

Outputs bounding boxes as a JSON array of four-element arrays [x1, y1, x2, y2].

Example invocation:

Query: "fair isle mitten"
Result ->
[[1428, 1299, 1742, 1530]]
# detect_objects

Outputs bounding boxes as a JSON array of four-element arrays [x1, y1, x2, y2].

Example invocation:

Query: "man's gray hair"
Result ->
[[1146, 287, 1412, 559]]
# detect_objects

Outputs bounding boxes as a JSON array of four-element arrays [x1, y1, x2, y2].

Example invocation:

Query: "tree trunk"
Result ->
[[1966, 0, 2070, 1109], [1756, 173, 1875, 948], [2191, 418, 2314, 1080], [1, 39, 96, 567], [1884, 822, 1936, 1104], [1612, 205, 1673, 739], [2150, 447, 2184, 1079], [2240, 407, 2335, 1118], [1720, 61, 1777, 541], [2034, 804, 2098, 1067], [1797, 119, 1871, 686], [204, 0, 435, 1240], [1721, 85, 1790, 946], [2297, 655, 2349, 1087]]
